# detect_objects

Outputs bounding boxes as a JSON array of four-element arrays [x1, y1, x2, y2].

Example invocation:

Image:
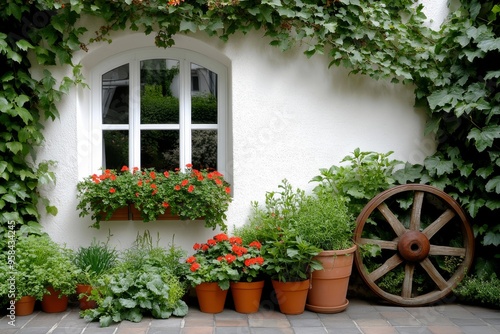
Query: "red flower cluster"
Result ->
[[186, 233, 265, 283]]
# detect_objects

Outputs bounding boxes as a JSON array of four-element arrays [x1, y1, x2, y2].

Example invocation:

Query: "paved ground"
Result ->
[[1, 298, 499, 334]]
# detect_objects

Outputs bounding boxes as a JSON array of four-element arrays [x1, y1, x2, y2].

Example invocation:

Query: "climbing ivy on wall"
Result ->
[[0, 0, 499, 275]]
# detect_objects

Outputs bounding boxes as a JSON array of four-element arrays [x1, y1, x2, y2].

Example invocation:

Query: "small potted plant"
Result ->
[[0, 235, 47, 315], [294, 192, 357, 313], [228, 237, 266, 314], [73, 239, 117, 310], [76, 164, 232, 230], [184, 233, 240, 313], [12, 235, 79, 313], [241, 180, 323, 314]]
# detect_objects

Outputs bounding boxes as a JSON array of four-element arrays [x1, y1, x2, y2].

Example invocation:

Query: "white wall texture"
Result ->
[[35, 1, 446, 252]]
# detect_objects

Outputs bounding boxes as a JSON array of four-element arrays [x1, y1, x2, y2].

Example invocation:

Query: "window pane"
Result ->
[[141, 59, 180, 124], [102, 64, 129, 124], [141, 130, 179, 170], [103, 130, 128, 169], [192, 130, 217, 170], [191, 63, 217, 124]]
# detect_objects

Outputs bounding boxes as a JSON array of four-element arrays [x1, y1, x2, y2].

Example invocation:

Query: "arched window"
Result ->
[[90, 48, 228, 174]]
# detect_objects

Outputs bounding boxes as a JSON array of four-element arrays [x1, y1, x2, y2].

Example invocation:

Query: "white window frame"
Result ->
[[89, 47, 228, 175]]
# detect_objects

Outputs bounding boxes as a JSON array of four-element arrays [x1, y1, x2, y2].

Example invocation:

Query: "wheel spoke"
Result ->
[[377, 203, 407, 236], [368, 253, 403, 282], [419, 257, 448, 291], [410, 191, 424, 231], [429, 245, 466, 257], [422, 209, 456, 239], [359, 238, 397, 250], [402, 263, 415, 299]]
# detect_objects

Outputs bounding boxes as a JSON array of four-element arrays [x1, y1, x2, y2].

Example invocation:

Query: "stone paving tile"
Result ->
[[427, 325, 464, 334], [395, 328, 433, 334], [1, 299, 499, 333], [293, 327, 327, 334]]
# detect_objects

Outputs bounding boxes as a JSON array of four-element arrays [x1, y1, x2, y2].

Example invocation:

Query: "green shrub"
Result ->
[[453, 276, 500, 308]]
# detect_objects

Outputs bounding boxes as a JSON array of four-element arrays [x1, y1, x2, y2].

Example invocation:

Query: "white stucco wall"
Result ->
[[35, 1, 447, 252]]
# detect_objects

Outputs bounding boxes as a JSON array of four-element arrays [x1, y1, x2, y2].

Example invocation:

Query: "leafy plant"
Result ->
[[241, 180, 323, 282], [7, 235, 79, 299], [311, 148, 402, 217], [73, 238, 118, 285], [81, 231, 188, 327], [76, 164, 232, 230], [294, 193, 355, 251], [82, 271, 187, 327]]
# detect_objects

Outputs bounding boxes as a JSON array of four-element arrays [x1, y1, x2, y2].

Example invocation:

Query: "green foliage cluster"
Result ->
[[294, 193, 354, 251], [454, 275, 500, 308], [311, 148, 402, 217], [81, 232, 189, 327], [2, 0, 500, 287], [237, 180, 324, 282], [73, 239, 118, 285], [0, 234, 79, 301]]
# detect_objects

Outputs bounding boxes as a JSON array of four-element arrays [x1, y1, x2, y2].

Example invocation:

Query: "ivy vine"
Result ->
[[1, 0, 498, 275]]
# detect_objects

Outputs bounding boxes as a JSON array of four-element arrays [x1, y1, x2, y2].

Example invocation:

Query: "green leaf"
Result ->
[[485, 176, 500, 194], [16, 40, 33, 51], [2, 193, 16, 204], [483, 231, 500, 246], [477, 38, 500, 52], [5, 141, 23, 154], [180, 20, 197, 33], [423, 156, 454, 176], [119, 298, 137, 308], [467, 125, 500, 152]]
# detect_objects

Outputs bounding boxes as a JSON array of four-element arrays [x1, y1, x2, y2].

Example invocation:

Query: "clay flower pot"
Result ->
[[272, 279, 310, 315], [76, 284, 97, 310], [195, 282, 228, 313], [15, 296, 36, 316], [230, 280, 264, 313], [41, 287, 68, 313], [306, 245, 357, 313]]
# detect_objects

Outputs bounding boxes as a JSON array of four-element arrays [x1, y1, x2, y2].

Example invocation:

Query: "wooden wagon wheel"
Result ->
[[354, 184, 474, 306]]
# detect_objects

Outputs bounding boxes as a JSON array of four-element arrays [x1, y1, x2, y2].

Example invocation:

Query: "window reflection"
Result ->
[[141, 130, 180, 170], [102, 64, 129, 124], [141, 59, 180, 124], [103, 130, 128, 170], [192, 130, 217, 170], [191, 63, 217, 124]]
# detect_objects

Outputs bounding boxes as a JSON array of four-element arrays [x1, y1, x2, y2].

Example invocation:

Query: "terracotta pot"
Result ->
[[15, 296, 36, 316], [230, 281, 264, 314], [41, 287, 69, 313], [76, 284, 97, 310], [271, 279, 310, 315], [306, 245, 357, 313], [195, 282, 228, 313]]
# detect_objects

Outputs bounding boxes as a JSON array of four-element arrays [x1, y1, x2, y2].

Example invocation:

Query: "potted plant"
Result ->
[[295, 192, 357, 313], [11, 235, 79, 313], [73, 239, 117, 310], [240, 180, 323, 314], [76, 164, 232, 230], [228, 238, 266, 313], [0, 235, 48, 315], [184, 233, 240, 313]]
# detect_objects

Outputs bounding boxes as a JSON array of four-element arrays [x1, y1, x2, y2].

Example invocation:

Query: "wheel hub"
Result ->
[[397, 230, 430, 262]]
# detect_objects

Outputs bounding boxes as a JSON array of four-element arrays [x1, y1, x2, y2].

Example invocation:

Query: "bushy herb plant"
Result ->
[[240, 180, 323, 283], [294, 193, 355, 251]]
